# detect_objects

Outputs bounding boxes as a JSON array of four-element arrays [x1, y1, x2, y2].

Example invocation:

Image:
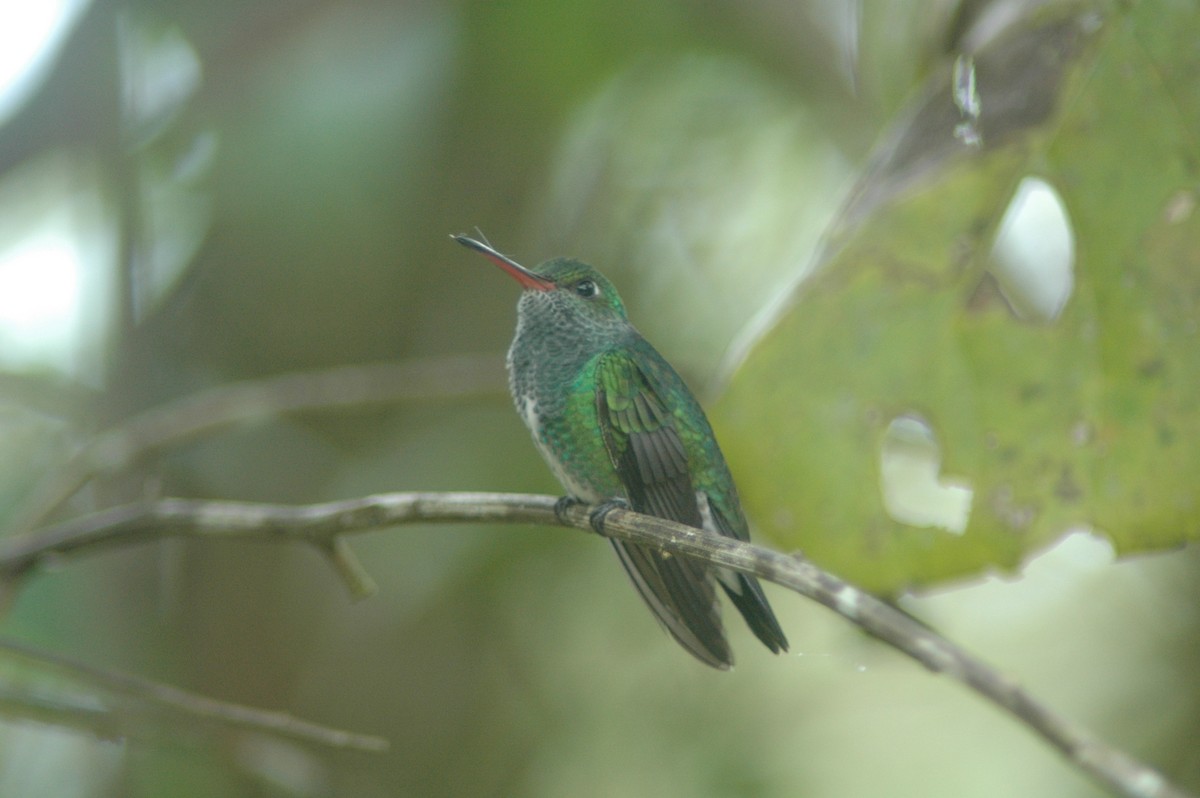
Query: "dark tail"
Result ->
[[718, 571, 789, 654]]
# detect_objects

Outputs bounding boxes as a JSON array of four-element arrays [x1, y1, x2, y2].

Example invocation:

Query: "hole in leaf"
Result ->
[[988, 176, 1075, 322], [879, 415, 973, 534]]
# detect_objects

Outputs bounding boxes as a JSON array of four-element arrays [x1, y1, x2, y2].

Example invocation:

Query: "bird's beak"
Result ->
[[452, 234, 553, 291]]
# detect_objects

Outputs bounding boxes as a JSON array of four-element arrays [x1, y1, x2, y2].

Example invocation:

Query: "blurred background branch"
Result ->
[[8, 355, 506, 535], [0, 639, 388, 753]]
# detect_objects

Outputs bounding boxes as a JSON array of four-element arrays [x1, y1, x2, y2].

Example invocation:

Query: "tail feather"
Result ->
[[717, 570, 789, 654]]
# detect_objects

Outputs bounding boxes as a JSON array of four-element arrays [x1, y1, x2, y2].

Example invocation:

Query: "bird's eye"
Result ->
[[575, 279, 598, 298]]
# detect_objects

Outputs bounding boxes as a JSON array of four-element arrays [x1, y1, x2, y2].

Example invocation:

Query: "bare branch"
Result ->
[[0, 491, 1190, 798], [0, 639, 388, 752]]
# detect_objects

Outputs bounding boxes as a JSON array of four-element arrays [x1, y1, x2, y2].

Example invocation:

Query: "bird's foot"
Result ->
[[588, 497, 630, 535], [553, 496, 583, 524]]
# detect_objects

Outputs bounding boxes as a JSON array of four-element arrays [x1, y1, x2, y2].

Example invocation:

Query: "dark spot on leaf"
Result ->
[[1138, 358, 1165, 378], [965, 272, 1017, 316], [990, 486, 1037, 531], [1055, 466, 1082, 501], [1019, 383, 1045, 402]]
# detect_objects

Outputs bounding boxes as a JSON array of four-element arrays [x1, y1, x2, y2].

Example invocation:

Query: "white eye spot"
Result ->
[[575, 279, 598, 298]]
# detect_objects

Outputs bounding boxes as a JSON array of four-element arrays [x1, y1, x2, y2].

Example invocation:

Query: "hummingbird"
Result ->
[[453, 234, 788, 669]]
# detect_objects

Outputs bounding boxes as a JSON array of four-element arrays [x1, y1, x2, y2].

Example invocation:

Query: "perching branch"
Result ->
[[0, 639, 387, 753], [0, 492, 1190, 798]]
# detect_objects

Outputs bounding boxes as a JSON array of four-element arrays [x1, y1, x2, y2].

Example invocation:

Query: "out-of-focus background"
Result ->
[[1, 1, 1198, 796]]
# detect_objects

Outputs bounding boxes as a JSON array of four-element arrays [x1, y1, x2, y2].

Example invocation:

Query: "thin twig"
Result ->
[[7, 356, 507, 536], [0, 492, 1190, 798], [0, 639, 388, 752]]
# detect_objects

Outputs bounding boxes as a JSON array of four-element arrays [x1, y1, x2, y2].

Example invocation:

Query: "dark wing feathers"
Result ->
[[609, 539, 732, 669], [596, 351, 732, 667], [595, 348, 788, 666]]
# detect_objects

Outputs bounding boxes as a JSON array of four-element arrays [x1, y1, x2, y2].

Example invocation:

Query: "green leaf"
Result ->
[[715, 3, 1200, 592]]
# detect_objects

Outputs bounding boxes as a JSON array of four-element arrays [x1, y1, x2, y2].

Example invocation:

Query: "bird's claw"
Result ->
[[588, 498, 630, 535], [553, 496, 583, 524]]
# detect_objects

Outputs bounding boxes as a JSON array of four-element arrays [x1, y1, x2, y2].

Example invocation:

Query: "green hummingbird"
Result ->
[[453, 234, 788, 669]]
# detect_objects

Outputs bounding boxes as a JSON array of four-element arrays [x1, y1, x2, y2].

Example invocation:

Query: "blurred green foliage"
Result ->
[[0, 1, 1197, 797], [718, 2, 1200, 591]]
